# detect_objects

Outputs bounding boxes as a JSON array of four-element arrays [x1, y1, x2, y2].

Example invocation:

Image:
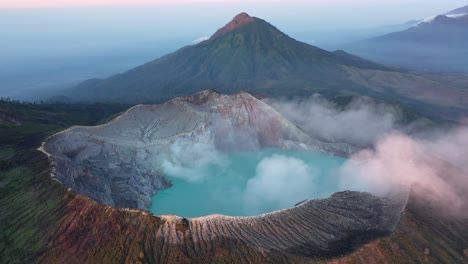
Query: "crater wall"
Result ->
[[43, 90, 347, 209]]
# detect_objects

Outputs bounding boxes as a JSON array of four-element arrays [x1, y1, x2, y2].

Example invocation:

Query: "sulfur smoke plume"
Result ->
[[340, 126, 468, 217]]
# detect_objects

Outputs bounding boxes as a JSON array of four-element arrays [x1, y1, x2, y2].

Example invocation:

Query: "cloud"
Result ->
[[157, 93, 467, 217], [211, 113, 262, 151], [267, 96, 401, 146], [339, 127, 468, 217], [161, 133, 225, 182], [162, 160, 208, 182], [267, 95, 468, 217], [243, 154, 317, 214], [192, 35, 210, 44]]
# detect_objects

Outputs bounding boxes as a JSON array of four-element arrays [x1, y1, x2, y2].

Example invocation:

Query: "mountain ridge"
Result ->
[[346, 5, 468, 73], [65, 12, 389, 103], [64, 12, 468, 121], [446, 4, 468, 15]]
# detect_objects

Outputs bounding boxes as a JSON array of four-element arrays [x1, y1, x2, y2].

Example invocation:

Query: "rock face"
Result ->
[[38, 190, 408, 264], [43, 90, 346, 209]]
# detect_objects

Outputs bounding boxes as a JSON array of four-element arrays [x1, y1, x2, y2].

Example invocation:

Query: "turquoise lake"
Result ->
[[150, 148, 347, 217]]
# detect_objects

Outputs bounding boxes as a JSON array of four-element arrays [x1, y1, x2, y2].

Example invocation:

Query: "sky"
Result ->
[[1, 0, 466, 10], [1, 0, 466, 98], [1, 1, 466, 34], [2, 1, 466, 39]]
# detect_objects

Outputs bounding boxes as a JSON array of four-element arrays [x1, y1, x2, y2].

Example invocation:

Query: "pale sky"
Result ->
[[4, 0, 279, 8], [1, 0, 466, 59], [1, 0, 466, 9], [1, 0, 467, 98], [1, 1, 466, 33]]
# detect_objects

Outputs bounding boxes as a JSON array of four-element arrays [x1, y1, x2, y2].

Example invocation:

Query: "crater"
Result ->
[[42, 90, 351, 212], [41, 90, 408, 258]]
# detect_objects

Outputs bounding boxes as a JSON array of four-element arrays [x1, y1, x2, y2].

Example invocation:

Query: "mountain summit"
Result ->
[[65, 13, 468, 121], [210, 12, 256, 40], [67, 13, 387, 103]]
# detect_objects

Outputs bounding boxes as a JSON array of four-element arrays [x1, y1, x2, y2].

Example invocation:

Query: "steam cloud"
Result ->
[[162, 133, 225, 182], [340, 126, 468, 217], [243, 155, 317, 214], [267, 96, 401, 146], [160, 96, 468, 217]]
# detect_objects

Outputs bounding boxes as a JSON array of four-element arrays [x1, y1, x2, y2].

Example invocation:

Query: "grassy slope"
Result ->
[[0, 101, 129, 263]]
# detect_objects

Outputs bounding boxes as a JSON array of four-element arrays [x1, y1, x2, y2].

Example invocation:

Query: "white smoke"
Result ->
[[267, 95, 401, 146], [159, 95, 468, 217], [211, 114, 261, 151], [161, 133, 226, 182], [243, 155, 317, 214], [339, 126, 468, 217]]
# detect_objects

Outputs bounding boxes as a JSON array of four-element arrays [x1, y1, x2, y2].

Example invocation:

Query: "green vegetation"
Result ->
[[0, 100, 129, 263]]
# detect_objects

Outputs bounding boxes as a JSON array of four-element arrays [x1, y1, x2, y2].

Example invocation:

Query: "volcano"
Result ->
[[65, 12, 468, 121], [67, 12, 388, 103], [41, 90, 409, 261], [37, 89, 468, 263]]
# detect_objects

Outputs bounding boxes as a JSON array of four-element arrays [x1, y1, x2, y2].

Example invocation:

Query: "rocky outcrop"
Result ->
[[43, 90, 348, 210]]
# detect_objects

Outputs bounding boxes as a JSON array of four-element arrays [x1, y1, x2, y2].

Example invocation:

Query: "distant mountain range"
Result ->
[[346, 5, 468, 73], [64, 12, 468, 121], [446, 5, 468, 15]]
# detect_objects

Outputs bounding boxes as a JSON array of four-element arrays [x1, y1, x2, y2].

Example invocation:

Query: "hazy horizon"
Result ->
[[1, 0, 467, 99], [3, 1, 467, 29]]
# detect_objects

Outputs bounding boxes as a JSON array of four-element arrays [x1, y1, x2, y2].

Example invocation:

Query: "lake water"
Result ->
[[150, 148, 347, 217]]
